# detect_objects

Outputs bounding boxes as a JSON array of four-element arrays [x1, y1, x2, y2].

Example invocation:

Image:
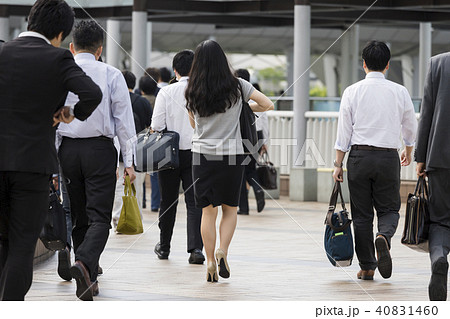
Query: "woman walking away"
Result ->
[[185, 40, 274, 282]]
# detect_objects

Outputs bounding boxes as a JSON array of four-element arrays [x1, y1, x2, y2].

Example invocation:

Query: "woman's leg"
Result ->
[[201, 205, 218, 264], [219, 204, 238, 254]]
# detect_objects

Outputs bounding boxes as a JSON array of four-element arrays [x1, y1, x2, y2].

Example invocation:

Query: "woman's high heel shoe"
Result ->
[[206, 262, 218, 282], [215, 249, 230, 279]]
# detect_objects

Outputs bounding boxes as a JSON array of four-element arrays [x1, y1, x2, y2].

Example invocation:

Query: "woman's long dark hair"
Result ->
[[185, 40, 239, 117]]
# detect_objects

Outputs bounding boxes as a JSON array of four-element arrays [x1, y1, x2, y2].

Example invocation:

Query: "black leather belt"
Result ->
[[63, 136, 113, 142], [351, 145, 397, 152]]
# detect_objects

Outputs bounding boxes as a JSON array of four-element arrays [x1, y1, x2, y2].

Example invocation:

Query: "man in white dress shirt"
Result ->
[[151, 50, 204, 264], [333, 41, 417, 281], [57, 21, 136, 300]]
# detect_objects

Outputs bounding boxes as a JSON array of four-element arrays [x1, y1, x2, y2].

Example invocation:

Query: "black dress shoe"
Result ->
[[70, 260, 93, 301], [429, 257, 448, 301], [154, 243, 169, 259], [237, 210, 249, 215], [188, 248, 205, 264], [255, 189, 265, 213], [57, 246, 72, 281], [375, 235, 392, 279], [151, 208, 159, 212], [92, 281, 99, 297]]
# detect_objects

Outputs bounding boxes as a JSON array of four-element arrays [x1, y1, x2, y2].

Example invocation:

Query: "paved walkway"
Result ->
[[27, 195, 432, 301]]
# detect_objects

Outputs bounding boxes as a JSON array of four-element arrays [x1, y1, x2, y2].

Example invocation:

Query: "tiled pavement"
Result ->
[[27, 195, 432, 301]]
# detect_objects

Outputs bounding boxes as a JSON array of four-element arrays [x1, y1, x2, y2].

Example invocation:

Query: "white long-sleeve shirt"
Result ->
[[335, 72, 417, 152], [57, 53, 136, 167], [151, 76, 194, 150]]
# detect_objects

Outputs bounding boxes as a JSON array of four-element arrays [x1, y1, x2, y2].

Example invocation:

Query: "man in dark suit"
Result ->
[[416, 53, 450, 301], [0, 0, 102, 300]]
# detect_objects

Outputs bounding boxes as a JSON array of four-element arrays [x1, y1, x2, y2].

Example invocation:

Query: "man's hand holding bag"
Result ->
[[117, 176, 143, 235]]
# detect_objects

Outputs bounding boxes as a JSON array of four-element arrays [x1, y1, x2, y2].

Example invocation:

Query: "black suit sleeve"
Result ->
[[415, 58, 435, 163], [59, 50, 103, 121]]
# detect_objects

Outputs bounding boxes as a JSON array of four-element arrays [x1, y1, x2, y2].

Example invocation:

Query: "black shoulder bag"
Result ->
[[238, 83, 258, 154]]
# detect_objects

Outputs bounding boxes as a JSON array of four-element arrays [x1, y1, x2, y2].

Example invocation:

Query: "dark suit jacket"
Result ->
[[415, 52, 450, 170], [0, 36, 102, 175]]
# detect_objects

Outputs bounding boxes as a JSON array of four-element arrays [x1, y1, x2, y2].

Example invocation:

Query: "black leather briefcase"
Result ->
[[39, 184, 67, 251], [135, 129, 180, 173], [256, 152, 277, 190]]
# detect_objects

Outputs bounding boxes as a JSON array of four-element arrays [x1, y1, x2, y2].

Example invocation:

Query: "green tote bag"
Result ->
[[117, 175, 143, 235]]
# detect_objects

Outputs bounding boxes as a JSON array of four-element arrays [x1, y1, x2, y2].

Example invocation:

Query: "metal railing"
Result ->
[[266, 110, 419, 180], [267, 96, 422, 113]]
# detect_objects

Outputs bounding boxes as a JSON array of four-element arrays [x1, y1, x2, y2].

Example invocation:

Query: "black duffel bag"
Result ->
[[135, 128, 180, 173], [39, 183, 67, 251], [324, 181, 354, 267]]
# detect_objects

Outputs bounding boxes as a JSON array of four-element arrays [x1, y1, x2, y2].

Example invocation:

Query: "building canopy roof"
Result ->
[[1, 1, 450, 30]]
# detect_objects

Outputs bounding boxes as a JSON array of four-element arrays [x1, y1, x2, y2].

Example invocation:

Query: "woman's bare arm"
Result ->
[[248, 89, 274, 112]]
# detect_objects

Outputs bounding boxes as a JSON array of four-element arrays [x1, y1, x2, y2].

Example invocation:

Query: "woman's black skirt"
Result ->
[[192, 153, 245, 208]]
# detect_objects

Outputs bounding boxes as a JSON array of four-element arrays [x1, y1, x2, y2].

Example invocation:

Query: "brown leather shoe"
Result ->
[[70, 260, 93, 301], [357, 269, 375, 280]]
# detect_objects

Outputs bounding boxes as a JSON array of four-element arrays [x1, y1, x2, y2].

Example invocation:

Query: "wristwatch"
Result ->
[[333, 160, 343, 168]]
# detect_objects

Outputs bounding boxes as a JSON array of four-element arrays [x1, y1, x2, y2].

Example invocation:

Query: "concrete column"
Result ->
[[12, 28, 21, 39], [132, 0, 147, 82], [285, 46, 294, 95], [0, 17, 10, 41], [401, 54, 414, 96], [419, 22, 432, 98], [350, 24, 360, 83], [293, 0, 310, 167], [323, 54, 337, 97], [340, 32, 351, 94], [146, 22, 152, 68], [412, 56, 420, 97], [106, 20, 121, 69], [21, 18, 27, 32]]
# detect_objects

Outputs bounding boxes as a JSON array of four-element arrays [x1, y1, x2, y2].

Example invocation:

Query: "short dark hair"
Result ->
[[122, 71, 136, 90], [144, 67, 160, 82], [362, 40, 390, 72], [27, 0, 74, 41], [139, 76, 158, 95], [235, 69, 250, 82], [159, 67, 172, 82], [72, 20, 104, 53], [172, 50, 194, 77]]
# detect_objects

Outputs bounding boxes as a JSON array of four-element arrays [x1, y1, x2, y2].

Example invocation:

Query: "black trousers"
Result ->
[[426, 169, 450, 267], [0, 172, 50, 300], [347, 149, 400, 270], [239, 155, 262, 213], [59, 137, 117, 282], [158, 150, 203, 252]]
